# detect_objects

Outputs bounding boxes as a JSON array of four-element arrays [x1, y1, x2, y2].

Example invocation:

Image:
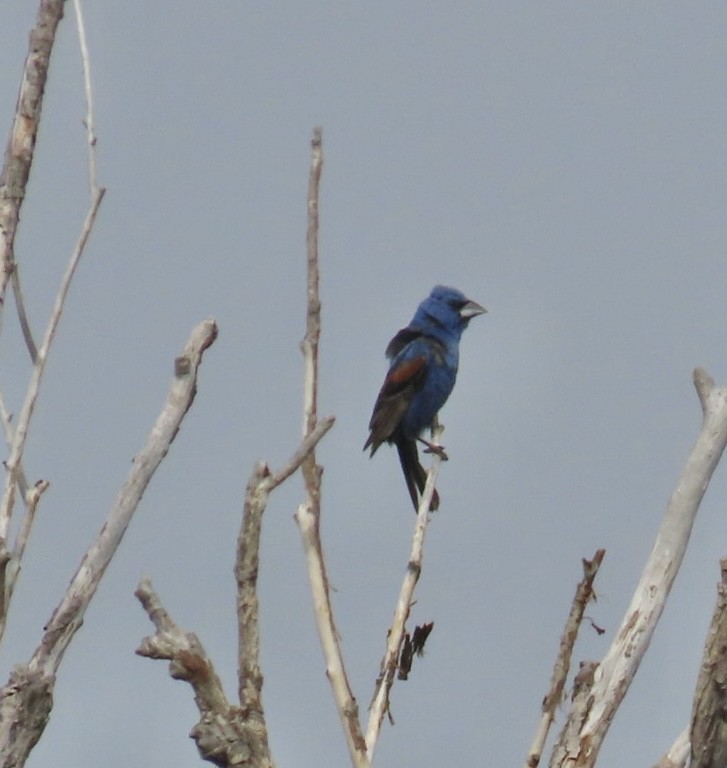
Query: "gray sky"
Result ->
[[2, 3, 727, 766]]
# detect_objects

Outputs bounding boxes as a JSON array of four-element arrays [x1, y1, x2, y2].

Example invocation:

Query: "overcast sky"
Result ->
[[2, 3, 727, 767]]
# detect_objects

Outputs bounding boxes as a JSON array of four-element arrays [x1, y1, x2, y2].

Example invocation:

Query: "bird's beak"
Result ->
[[460, 299, 487, 319]]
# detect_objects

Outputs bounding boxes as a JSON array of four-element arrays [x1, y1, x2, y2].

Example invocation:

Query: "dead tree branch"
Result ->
[[365, 424, 443, 759], [690, 558, 727, 768], [0, 0, 65, 312], [652, 730, 690, 768], [136, 416, 333, 768], [551, 368, 727, 767], [0, 0, 107, 639], [72, 0, 100, 196], [235, 419, 334, 755], [0, 319, 217, 768], [0, 0, 68, 625], [294, 128, 369, 768], [525, 549, 605, 768], [136, 578, 271, 768]]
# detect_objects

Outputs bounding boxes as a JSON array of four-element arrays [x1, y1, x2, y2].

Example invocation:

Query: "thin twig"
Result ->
[[365, 425, 443, 758], [0, 390, 30, 503], [2, 479, 50, 616], [72, 0, 100, 196], [10, 266, 38, 364], [294, 128, 368, 768], [525, 549, 605, 768], [0, 188, 105, 641]]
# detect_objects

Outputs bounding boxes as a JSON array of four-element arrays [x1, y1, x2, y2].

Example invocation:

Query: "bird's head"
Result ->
[[414, 285, 486, 336]]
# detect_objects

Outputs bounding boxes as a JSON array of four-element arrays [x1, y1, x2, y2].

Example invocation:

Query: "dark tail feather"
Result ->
[[396, 438, 440, 512]]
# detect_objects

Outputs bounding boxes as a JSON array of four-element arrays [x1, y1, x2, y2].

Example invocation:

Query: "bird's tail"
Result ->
[[396, 438, 440, 512]]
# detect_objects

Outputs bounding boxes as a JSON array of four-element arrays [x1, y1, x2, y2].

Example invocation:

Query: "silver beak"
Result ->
[[460, 299, 487, 319]]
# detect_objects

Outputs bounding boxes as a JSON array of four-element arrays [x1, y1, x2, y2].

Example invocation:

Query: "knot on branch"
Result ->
[[0, 666, 54, 756], [191, 709, 271, 768]]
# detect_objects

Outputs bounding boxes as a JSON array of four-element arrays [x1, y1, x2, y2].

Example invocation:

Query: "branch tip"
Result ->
[[693, 367, 714, 412]]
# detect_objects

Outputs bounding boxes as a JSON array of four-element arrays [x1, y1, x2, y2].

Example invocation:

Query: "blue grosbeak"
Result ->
[[364, 285, 486, 511]]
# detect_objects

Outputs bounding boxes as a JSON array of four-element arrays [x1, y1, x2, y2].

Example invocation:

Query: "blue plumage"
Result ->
[[364, 285, 486, 511]]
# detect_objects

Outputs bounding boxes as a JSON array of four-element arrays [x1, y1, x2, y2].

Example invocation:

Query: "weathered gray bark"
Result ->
[[690, 559, 727, 768]]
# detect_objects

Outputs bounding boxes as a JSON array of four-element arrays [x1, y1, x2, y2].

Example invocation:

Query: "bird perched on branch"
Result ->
[[364, 285, 486, 511]]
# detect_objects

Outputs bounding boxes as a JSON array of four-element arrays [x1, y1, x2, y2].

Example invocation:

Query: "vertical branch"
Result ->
[[365, 428, 442, 759], [236, 463, 272, 713], [294, 129, 368, 768], [233, 417, 333, 760], [72, 0, 100, 197], [690, 558, 727, 768], [0, 0, 66, 310], [301, 127, 322, 441]]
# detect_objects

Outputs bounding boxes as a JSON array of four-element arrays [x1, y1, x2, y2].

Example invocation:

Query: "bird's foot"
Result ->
[[418, 438, 448, 461]]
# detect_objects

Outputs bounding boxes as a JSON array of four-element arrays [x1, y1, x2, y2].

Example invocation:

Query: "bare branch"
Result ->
[[0, 390, 30, 504], [0, 2, 105, 632], [5, 479, 49, 608], [296, 503, 368, 768], [0, 0, 66, 315], [236, 417, 334, 719], [71, 0, 101, 196], [138, 412, 334, 767], [365, 424, 443, 758], [0, 188, 105, 638], [525, 549, 605, 768], [549, 662, 598, 768], [0, 319, 217, 767], [136, 579, 274, 768], [650, 558, 727, 768], [551, 371, 727, 767], [693, 367, 714, 414], [294, 128, 368, 768], [652, 729, 690, 768], [34, 318, 216, 673], [690, 558, 727, 768], [137, 578, 230, 712], [301, 127, 323, 440], [10, 265, 38, 363]]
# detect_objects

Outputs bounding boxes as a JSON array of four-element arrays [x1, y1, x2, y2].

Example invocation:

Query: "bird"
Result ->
[[364, 285, 486, 511]]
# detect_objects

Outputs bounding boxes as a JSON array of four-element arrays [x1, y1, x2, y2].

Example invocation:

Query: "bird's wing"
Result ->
[[385, 327, 422, 359], [364, 352, 429, 454]]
